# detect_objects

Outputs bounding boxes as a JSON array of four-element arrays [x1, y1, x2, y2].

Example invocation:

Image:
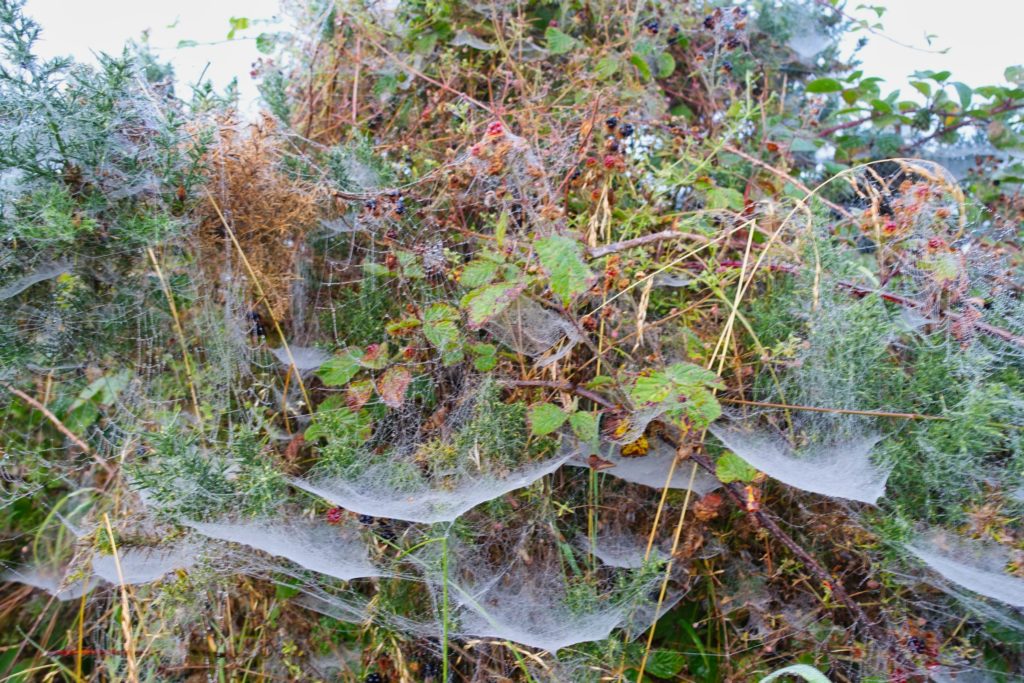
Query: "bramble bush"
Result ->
[[1, 0, 1024, 680]]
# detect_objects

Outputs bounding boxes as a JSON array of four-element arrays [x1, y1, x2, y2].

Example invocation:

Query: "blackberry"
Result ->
[[358, 514, 375, 525], [365, 674, 384, 683], [604, 115, 618, 130], [422, 660, 442, 678], [643, 18, 660, 34], [618, 123, 634, 138]]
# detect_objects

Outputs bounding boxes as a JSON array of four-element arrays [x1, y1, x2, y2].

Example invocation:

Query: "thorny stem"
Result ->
[[501, 379, 616, 410], [586, 229, 711, 259]]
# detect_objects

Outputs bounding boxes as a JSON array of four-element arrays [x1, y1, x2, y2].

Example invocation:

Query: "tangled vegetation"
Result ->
[[2, 0, 1024, 680]]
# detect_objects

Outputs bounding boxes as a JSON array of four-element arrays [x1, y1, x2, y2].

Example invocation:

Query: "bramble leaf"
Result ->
[[545, 27, 578, 55], [377, 366, 412, 408], [422, 303, 464, 366], [529, 403, 569, 436], [461, 281, 525, 329], [318, 348, 363, 386], [536, 235, 594, 306], [716, 451, 758, 484]]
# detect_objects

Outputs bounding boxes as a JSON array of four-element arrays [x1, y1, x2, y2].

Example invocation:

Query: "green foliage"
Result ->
[[716, 451, 758, 484], [544, 27, 577, 55], [307, 399, 375, 477], [528, 402, 568, 436], [535, 234, 594, 306], [461, 280, 526, 328], [630, 363, 723, 427]]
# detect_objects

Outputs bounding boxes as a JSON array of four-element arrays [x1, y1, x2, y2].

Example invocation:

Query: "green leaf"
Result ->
[[1006, 65, 1024, 85], [227, 16, 249, 40], [716, 451, 758, 484], [683, 388, 722, 427], [468, 343, 497, 371], [68, 370, 131, 413], [951, 81, 972, 109], [806, 78, 843, 93], [645, 650, 687, 678], [460, 259, 500, 288], [663, 363, 722, 391], [423, 303, 464, 366], [176, 40, 199, 49], [362, 262, 393, 276], [317, 348, 363, 386], [569, 411, 599, 445], [759, 664, 832, 683], [529, 403, 569, 436], [656, 52, 676, 78], [494, 210, 508, 248], [545, 27, 578, 55], [595, 55, 620, 80], [63, 402, 100, 434], [630, 372, 674, 405], [535, 235, 594, 306], [630, 53, 652, 81], [869, 99, 892, 114], [706, 186, 745, 211], [909, 80, 931, 98], [461, 281, 526, 329], [255, 32, 277, 54]]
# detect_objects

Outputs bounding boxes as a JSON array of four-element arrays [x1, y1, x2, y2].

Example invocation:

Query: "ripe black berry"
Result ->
[[605, 116, 618, 130], [644, 19, 660, 34], [358, 514, 375, 525], [703, 15, 716, 30], [618, 123, 634, 138], [721, 60, 733, 73], [365, 674, 384, 683]]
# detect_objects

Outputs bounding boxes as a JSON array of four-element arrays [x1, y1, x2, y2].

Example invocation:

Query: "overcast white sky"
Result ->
[[20, 0, 1024, 113]]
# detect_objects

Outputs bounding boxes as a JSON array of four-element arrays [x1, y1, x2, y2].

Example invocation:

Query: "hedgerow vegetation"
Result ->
[[2, 0, 1024, 680]]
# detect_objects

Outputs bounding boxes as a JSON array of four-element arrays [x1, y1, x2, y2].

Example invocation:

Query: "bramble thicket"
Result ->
[[1, 0, 1024, 680]]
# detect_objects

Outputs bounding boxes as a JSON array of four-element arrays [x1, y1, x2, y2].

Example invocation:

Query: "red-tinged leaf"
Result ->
[[377, 366, 412, 408], [346, 379, 374, 411]]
